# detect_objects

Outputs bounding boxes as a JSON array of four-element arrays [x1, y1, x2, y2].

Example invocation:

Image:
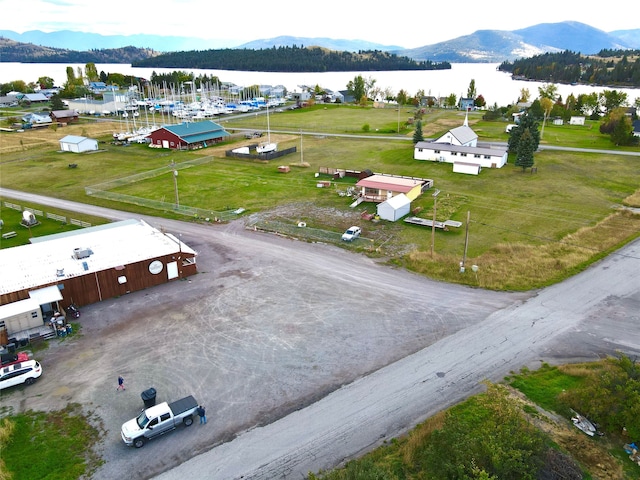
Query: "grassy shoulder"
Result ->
[[311, 358, 640, 480], [0, 403, 104, 480]]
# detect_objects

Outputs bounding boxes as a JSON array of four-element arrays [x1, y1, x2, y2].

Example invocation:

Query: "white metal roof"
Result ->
[[29, 285, 63, 304], [0, 298, 41, 317], [0, 219, 196, 296]]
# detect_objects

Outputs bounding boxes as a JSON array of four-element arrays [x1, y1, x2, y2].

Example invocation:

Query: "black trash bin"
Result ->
[[141, 388, 157, 408]]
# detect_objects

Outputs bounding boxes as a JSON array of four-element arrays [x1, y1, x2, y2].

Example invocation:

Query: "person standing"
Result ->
[[117, 376, 125, 391], [197, 405, 206, 424]]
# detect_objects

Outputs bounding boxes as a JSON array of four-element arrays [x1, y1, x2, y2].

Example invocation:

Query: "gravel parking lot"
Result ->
[[1, 190, 639, 479], [0, 203, 525, 479]]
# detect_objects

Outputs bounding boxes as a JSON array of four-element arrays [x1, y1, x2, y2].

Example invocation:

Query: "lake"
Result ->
[[2, 62, 640, 107]]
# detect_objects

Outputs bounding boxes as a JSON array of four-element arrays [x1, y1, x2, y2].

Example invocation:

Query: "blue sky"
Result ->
[[2, 0, 638, 49]]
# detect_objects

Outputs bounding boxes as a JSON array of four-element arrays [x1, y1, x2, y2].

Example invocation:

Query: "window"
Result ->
[[484, 155, 491, 159], [451, 152, 457, 156], [474, 154, 481, 158], [434, 149, 440, 154], [160, 413, 171, 422], [461, 153, 467, 157]]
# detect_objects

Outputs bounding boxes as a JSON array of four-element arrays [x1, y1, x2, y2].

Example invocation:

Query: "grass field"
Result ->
[[1, 105, 639, 290]]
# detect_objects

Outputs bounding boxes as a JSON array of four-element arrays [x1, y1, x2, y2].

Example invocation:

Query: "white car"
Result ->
[[341, 226, 362, 241], [0, 359, 42, 390]]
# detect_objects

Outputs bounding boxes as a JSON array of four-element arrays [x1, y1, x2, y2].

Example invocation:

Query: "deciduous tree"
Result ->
[[346, 75, 365, 104]]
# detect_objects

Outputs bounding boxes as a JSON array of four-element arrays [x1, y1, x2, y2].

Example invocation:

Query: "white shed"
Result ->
[[453, 161, 482, 175], [0, 298, 43, 336], [569, 116, 585, 125], [59, 135, 98, 153], [377, 194, 410, 222]]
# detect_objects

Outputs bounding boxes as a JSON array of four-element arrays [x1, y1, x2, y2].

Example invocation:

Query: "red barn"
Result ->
[[147, 121, 229, 150]]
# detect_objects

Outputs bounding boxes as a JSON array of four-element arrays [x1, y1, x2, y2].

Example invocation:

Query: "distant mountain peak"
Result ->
[[1, 21, 638, 64]]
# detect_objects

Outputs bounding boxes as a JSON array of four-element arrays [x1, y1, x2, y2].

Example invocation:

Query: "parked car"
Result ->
[[0, 360, 42, 390], [0, 352, 29, 368], [341, 226, 362, 241]]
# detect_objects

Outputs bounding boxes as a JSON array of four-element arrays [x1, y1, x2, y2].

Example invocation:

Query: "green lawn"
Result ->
[[1, 107, 639, 289]]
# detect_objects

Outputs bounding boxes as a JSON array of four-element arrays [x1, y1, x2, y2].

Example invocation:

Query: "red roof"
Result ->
[[356, 175, 422, 193]]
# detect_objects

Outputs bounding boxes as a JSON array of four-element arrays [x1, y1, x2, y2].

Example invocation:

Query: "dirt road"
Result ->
[[1, 188, 639, 479]]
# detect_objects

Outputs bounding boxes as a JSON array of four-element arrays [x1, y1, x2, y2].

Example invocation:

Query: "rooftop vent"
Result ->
[[73, 247, 91, 259]]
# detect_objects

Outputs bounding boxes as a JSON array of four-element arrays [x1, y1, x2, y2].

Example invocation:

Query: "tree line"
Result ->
[[498, 49, 640, 87], [133, 45, 451, 72], [0, 37, 156, 64]]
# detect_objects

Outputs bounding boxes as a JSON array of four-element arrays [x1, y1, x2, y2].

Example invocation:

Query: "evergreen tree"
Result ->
[[413, 120, 424, 143], [49, 94, 65, 111], [508, 112, 540, 154], [515, 128, 536, 171]]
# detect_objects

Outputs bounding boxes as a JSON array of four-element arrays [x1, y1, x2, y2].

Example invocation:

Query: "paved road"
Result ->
[[1, 188, 639, 479], [154, 236, 640, 479]]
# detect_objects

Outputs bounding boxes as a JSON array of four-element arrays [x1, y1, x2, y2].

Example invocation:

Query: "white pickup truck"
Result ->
[[121, 395, 199, 448]]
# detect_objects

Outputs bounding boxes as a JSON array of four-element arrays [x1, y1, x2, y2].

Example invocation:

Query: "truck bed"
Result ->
[[169, 395, 198, 416]]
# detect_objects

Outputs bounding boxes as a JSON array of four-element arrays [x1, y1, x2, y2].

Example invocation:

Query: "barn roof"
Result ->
[[0, 219, 196, 296], [160, 121, 230, 144]]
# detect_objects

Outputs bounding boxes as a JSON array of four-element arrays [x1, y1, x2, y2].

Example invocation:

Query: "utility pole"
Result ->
[[431, 189, 440, 257], [461, 210, 470, 272], [170, 161, 179, 209]]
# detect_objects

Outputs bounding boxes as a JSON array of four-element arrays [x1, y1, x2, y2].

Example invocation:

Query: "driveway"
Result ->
[[1, 188, 639, 479]]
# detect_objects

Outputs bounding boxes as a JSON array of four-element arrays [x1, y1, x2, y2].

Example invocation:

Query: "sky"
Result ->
[[2, 0, 638, 49]]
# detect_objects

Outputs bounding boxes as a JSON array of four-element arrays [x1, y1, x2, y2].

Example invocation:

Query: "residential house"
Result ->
[[146, 121, 229, 150], [355, 174, 428, 203], [19, 93, 49, 103], [633, 120, 640, 138], [22, 112, 52, 125], [0, 95, 18, 107], [459, 97, 475, 111], [50, 110, 79, 124]]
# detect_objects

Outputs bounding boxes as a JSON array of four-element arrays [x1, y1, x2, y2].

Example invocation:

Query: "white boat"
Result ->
[[256, 101, 277, 154], [571, 412, 596, 436], [256, 142, 278, 153]]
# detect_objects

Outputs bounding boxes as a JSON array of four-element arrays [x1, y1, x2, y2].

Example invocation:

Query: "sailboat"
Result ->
[[256, 100, 277, 154]]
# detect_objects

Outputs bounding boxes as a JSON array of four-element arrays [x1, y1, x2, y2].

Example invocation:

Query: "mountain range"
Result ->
[[1, 21, 639, 63]]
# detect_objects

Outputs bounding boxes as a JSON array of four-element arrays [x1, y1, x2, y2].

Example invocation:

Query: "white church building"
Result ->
[[414, 114, 508, 173]]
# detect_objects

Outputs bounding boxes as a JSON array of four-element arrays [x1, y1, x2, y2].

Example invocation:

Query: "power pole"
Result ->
[[461, 210, 470, 272], [431, 189, 440, 257]]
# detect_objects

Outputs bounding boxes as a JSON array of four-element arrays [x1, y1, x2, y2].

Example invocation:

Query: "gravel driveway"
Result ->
[[1, 189, 639, 479]]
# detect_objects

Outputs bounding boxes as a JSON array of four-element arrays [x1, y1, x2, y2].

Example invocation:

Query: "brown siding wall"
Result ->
[[1, 253, 197, 308]]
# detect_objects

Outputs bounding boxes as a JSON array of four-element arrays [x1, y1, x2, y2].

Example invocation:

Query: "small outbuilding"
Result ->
[[569, 116, 586, 125], [453, 161, 482, 175], [59, 135, 99, 153], [377, 193, 411, 222]]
